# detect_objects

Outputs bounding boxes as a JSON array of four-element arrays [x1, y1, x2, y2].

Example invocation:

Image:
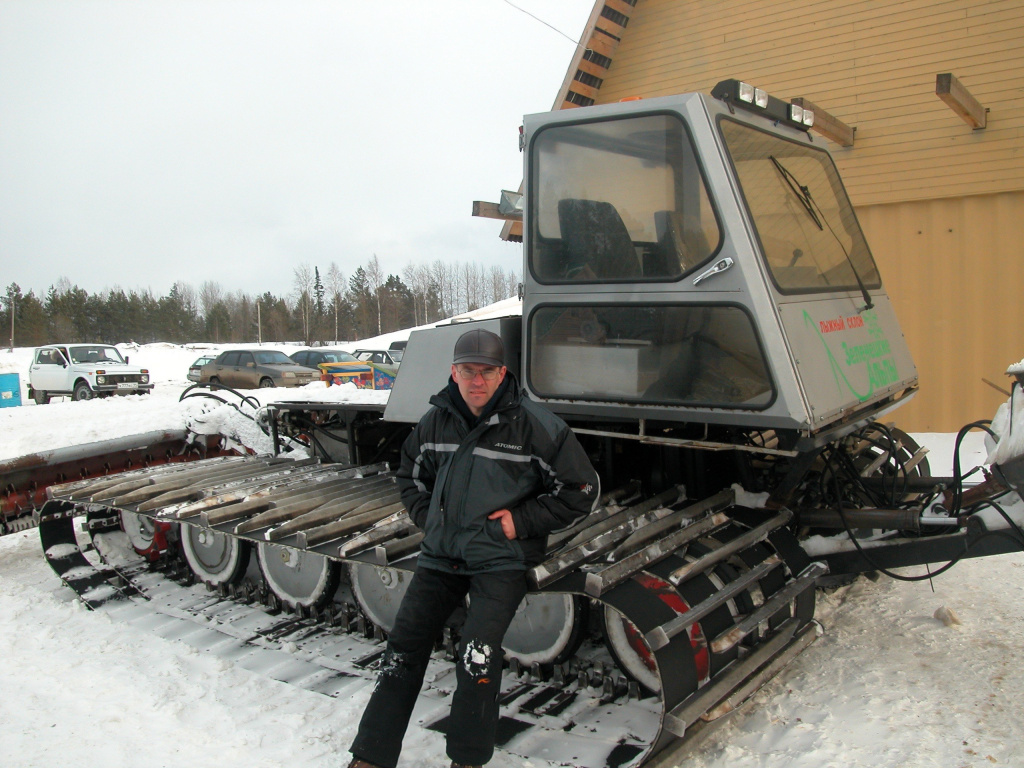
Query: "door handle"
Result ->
[[693, 256, 735, 287]]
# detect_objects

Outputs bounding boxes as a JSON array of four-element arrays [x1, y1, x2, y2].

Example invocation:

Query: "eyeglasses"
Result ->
[[455, 366, 501, 381]]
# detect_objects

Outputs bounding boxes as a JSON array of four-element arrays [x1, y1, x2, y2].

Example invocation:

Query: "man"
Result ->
[[349, 328, 599, 768]]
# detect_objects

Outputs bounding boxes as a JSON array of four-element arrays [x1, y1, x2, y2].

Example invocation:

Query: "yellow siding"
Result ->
[[595, 0, 1024, 207], [854, 190, 1024, 432]]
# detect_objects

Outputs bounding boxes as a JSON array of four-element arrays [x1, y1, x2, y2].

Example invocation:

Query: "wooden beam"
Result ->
[[595, 16, 626, 40], [936, 73, 987, 129], [472, 201, 520, 222], [791, 97, 855, 147], [576, 58, 610, 78], [603, 0, 637, 17], [585, 32, 619, 59], [568, 80, 600, 101]]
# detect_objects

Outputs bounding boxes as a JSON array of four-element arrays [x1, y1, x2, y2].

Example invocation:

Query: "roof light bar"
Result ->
[[711, 79, 812, 133]]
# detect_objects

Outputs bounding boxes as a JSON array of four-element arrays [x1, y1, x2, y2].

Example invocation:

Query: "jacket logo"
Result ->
[[580, 483, 594, 495], [495, 443, 522, 451]]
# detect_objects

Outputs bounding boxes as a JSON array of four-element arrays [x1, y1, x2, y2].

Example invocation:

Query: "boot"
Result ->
[[348, 760, 384, 768]]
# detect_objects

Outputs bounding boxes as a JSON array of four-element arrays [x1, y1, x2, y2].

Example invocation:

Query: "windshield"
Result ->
[[69, 346, 125, 364], [253, 351, 295, 365], [530, 113, 720, 283], [389, 349, 403, 363], [719, 119, 881, 294], [322, 352, 357, 363]]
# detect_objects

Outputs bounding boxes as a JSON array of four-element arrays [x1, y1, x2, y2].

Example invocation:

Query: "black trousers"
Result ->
[[350, 566, 528, 768]]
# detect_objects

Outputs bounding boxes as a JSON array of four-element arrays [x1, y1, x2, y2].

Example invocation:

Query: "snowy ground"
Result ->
[[1, 338, 1023, 768]]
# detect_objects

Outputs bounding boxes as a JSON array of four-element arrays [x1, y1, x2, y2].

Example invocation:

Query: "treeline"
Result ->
[[2, 256, 521, 348]]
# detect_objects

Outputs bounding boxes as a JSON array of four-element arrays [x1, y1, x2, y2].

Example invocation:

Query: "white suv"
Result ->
[[28, 344, 154, 404]]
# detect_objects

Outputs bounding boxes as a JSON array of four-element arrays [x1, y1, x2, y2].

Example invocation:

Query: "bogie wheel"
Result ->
[[257, 542, 339, 610], [502, 593, 588, 667], [73, 381, 93, 401], [259, 378, 275, 388], [120, 510, 174, 561], [348, 563, 413, 633], [181, 524, 250, 585], [33, 389, 50, 405]]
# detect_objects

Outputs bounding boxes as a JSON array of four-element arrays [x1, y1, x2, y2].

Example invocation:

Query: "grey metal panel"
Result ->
[[383, 317, 522, 424], [776, 293, 918, 428]]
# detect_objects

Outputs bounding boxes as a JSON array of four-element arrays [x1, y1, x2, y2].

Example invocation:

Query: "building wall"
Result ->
[[857, 190, 1024, 431], [585, 0, 1024, 431]]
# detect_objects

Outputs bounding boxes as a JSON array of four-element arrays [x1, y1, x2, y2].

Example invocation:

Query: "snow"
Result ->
[[1, 340, 1023, 768]]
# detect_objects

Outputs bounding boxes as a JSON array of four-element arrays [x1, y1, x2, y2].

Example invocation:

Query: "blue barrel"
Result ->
[[0, 372, 22, 407]]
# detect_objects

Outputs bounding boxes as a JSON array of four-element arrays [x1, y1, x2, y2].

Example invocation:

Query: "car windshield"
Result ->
[[69, 346, 125, 364], [253, 351, 295, 365], [322, 351, 358, 363], [355, 352, 373, 362], [192, 357, 213, 366]]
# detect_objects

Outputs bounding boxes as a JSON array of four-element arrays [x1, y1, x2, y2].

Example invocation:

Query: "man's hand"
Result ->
[[487, 508, 517, 540]]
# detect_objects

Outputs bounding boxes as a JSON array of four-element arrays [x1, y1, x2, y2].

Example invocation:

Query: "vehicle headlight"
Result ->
[[96, 375, 106, 384], [140, 374, 149, 384], [283, 372, 296, 378]]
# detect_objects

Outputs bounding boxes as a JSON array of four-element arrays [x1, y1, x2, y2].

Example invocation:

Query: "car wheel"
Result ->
[[33, 389, 50, 405], [209, 376, 221, 387], [73, 381, 93, 401], [259, 378, 275, 388]]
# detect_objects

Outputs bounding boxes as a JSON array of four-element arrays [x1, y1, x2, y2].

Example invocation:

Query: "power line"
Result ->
[[501, 0, 581, 46]]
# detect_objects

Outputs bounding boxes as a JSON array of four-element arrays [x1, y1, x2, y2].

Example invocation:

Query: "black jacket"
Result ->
[[397, 374, 600, 574]]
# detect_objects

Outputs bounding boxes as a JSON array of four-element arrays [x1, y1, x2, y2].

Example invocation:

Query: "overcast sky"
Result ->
[[0, 0, 594, 300]]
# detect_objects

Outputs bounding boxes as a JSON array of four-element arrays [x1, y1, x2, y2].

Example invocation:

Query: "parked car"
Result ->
[[187, 354, 217, 382], [27, 343, 154, 403], [352, 348, 402, 368], [289, 349, 361, 369], [199, 349, 318, 389]]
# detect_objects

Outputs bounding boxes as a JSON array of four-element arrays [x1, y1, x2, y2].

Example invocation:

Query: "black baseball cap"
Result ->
[[453, 329, 505, 367]]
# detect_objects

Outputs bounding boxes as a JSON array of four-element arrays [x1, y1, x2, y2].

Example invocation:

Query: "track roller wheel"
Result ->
[[601, 569, 711, 695], [502, 592, 588, 668], [348, 562, 412, 633], [257, 542, 339, 611], [181, 524, 250, 585], [119, 510, 174, 561]]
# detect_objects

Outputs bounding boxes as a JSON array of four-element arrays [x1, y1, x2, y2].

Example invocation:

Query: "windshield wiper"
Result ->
[[768, 155, 873, 311], [770, 155, 822, 230]]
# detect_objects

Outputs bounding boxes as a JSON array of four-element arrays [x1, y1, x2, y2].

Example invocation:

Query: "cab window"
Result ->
[[529, 303, 773, 408], [530, 113, 720, 283]]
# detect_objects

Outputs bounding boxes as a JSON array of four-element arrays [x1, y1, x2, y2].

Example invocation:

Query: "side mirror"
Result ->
[[125, 356, 130, 364], [247, 362, 255, 368]]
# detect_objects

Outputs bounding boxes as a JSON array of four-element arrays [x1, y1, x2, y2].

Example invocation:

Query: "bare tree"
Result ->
[[431, 259, 457, 318], [199, 281, 223, 320], [293, 263, 314, 344], [365, 254, 384, 335], [326, 261, 346, 343], [402, 262, 431, 326]]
